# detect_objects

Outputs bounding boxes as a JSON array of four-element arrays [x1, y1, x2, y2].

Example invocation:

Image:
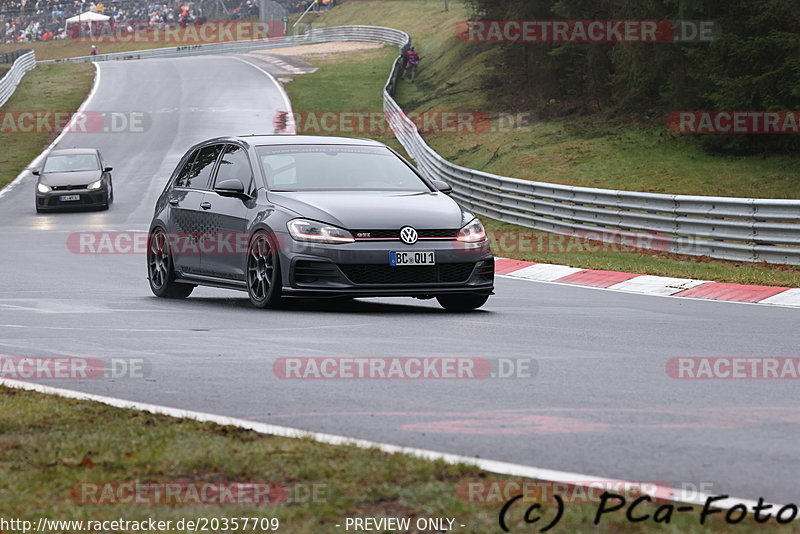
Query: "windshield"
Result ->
[[256, 145, 429, 192], [43, 154, 99, 173]]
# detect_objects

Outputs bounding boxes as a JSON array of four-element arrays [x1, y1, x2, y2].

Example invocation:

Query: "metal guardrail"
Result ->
[[39, 26, 800, 265], [363, 27, 800, 266], [1, 49, 32, 64], [40, 25, 409, 64], [0, 50, 36, 109]]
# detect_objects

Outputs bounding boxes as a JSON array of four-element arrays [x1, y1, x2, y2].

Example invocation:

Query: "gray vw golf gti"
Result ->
[[147, 135, 494, 310]]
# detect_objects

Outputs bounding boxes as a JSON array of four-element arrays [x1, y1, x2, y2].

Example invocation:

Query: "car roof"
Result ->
[[197, 134, 386, 148], [47, 148, 100, 156]]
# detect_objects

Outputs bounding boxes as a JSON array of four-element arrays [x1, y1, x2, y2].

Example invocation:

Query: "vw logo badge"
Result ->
[[400, 226, 418, 245]]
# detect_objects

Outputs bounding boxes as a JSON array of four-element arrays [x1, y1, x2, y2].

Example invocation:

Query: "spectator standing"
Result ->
[[404, 46, 419, 82]]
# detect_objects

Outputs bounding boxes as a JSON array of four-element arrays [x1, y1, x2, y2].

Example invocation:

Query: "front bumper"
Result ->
[[278, 236, 494, 298], [36, 188, 108, 210]]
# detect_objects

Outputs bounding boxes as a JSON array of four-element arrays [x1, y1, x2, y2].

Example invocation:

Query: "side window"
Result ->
[[214, 145, 253, 192], [174, 149, 199, 188], [184, 144, 222, 190]]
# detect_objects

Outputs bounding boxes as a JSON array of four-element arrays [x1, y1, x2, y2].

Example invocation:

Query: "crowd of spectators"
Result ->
[[1, 0, 253, 43], [1, 0, 320, 43]]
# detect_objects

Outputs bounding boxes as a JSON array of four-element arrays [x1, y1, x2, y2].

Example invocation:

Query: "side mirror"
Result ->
[[215, 178, 248, 198], [431, 179, 452, 195], [32, 170, 40, 176], [104, 166, 113, 172]]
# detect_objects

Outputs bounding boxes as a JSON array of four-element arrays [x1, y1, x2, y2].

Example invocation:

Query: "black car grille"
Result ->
[[50, 184, 89, 191], [45, 194, 101, 206], [339, 263, 475, 285], [352, 229, 458, 240]]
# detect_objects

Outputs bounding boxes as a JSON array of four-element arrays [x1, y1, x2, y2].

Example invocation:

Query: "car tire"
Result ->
[[436, 294, 489, 311], [107, 180, 114, 205], [147, 228, 194, 299], [246, 231, 282, 309]]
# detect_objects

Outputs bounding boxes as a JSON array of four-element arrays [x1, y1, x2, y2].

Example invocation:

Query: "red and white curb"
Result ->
[[496, 258, 800, 308], [249, 53, 317, 74]]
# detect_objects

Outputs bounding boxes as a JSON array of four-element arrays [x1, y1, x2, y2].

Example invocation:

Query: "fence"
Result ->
[[39, 26, 800, 265], [0, 50, 36, 109]]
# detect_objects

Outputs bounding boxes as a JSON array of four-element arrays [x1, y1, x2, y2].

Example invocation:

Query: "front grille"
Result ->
[[352, 229, 458, 240], [294, 260, 342, 284], [419, 229, 459, 239], [46, 194, 101, 206], [339, 263, 475, 285], [51, 184, 88, 191]]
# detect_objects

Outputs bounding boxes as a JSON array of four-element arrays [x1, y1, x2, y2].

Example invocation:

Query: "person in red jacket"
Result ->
[[404, 46, 420, 82]]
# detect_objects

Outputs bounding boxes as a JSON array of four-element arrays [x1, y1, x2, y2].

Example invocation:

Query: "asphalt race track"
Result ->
[[1, 54, 799, 504]]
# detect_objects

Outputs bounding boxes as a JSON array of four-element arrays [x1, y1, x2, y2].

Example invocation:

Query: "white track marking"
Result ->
[[0, 378, 777, 512], [760, 288, 800, 307], [608, 275, 710, 296], [228, 55, 295, 133], [506, 263, 582, 282]]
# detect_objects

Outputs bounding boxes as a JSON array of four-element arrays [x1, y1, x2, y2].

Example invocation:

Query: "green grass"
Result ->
[[423, 120, 800, 199], [278, 0, 800, 285], [0, 62, 95, 189], [312, 1, 800, 199], [0, 385, 776, 533], [283, 46, 405, 155]]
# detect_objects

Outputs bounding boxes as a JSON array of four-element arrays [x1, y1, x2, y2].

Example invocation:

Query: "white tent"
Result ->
[[65, 11, 110, 23]]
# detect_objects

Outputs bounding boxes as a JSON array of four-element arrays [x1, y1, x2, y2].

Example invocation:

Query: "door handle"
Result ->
[[168, 198, 178, 205], [200, 202, 212, 210]]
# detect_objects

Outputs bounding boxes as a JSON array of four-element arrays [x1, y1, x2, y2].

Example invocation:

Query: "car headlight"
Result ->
[[287, 219, 355, 244], [87, 179, 103, 190], [456, 218, 487, 243], [37, 182, 51, 193]]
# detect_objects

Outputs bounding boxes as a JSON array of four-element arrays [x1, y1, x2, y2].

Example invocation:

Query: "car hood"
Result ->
[[40, 170, 102, 187], [268, 190, 465, 230]]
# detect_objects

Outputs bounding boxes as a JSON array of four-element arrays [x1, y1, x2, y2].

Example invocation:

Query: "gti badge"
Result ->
[[400, 226, 418, 245]]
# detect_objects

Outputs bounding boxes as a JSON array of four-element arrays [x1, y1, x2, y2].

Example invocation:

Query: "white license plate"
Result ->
[[390, 251, 435, 266], [59, 194, 80, 201]]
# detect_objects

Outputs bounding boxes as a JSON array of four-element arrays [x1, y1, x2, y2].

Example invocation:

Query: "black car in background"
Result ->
[[147, 135, 494, 310], [34, 148, 114, 212]]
